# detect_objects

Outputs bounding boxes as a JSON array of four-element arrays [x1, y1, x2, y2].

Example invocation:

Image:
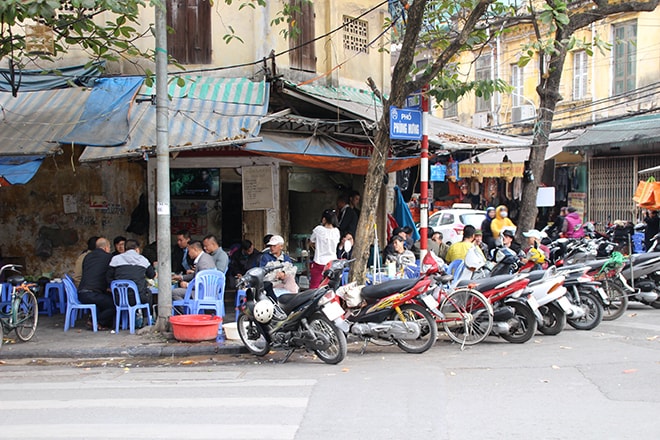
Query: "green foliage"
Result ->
[[0, 0, 148, 69]]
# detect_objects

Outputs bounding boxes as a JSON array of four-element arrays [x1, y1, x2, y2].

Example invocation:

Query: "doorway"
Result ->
[[221, 182, 243, 249]]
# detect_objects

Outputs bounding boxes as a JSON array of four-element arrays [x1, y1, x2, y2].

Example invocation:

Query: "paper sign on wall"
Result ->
[[242, 166, 274, 210]]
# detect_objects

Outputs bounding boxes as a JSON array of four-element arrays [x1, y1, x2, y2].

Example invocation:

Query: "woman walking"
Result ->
[[309, 209, 341, 288]]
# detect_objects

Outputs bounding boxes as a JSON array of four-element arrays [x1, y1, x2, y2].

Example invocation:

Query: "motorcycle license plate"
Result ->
[[557, 296, 572, 312], [526, 295, 540, 311], [322, 302, 345, 321], [421, 294, 439, 309]]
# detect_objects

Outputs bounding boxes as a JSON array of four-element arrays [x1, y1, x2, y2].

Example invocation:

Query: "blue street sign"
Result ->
[[405, 92, 422, 110], [389, 106, 422, 140]]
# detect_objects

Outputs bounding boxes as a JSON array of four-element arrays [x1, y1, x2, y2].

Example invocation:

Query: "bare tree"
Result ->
[[351, 0, 502, 282], [516, 0, 660, 237]]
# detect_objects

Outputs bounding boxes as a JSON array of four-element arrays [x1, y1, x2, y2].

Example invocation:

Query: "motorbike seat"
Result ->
[[454, 274, 519, 292], [525, 270, 546, 283], [278, 288, 323, 314], [360, 278, 419, 300]]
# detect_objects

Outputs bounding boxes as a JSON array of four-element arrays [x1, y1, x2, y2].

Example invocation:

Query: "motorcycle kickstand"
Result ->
[[282, 348, 296, 363], [360, 338, 370, 355]]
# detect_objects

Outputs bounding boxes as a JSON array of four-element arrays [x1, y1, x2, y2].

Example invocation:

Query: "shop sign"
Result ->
[[459, 162, 525, 179]]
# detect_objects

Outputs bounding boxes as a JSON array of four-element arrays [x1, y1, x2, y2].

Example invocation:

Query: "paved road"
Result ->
[[1, 304, 660, 439]]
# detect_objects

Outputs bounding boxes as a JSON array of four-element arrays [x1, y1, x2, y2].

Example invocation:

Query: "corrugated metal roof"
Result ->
[[284, 81, 531, 149], [141, 76, 267, 105], [79, 79, 269, 162], [0, 88, 90, 156], [566, 113, 660, 149]]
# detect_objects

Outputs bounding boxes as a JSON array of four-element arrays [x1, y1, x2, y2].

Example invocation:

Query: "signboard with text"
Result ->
[[389, 106, 422, 140]]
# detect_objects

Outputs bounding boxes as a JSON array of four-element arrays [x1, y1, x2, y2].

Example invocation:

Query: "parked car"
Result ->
[[426, 204, 486, 245]]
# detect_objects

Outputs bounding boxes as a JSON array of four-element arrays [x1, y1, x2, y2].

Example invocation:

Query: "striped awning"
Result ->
[[79, 77, 269, 162], [0, 88, 90, 156]]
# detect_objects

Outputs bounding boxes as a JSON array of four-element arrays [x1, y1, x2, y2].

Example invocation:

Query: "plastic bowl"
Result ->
[[223, 322, 240, 340], [170, 315, 222, 342]]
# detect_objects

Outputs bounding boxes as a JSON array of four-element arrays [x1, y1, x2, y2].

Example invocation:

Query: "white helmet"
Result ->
[[253, 299, 274, 323]]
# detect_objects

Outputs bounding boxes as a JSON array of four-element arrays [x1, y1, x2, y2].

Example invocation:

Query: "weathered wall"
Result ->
[[0, 148, 146, 278]]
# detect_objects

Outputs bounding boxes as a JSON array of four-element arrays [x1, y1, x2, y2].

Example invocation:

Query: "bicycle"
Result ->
[[0, 264, 39, 349]]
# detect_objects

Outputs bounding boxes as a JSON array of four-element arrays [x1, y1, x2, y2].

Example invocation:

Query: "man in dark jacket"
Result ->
[[107, 239, 156, 308], [78, 237, 114, 329]]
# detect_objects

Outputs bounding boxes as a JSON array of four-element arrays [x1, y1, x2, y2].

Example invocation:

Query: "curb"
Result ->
[[0, 342, 248, 359]]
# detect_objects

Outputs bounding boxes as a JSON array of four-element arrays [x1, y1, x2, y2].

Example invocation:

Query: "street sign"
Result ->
[[389, 106, 422, 140], [405, 92, 422, 110]]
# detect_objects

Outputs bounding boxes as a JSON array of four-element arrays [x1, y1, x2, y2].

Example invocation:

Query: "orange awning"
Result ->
[[245, 133, 420, 175]]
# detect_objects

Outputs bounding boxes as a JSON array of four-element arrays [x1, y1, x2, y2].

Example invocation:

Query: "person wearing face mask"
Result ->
[[490, 205, 516, 246], [337, 231, 354, 259]]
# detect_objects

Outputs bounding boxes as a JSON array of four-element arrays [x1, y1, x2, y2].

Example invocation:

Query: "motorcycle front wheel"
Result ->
[[601, 278, 628, 321], [537, 302, 566, 336], [567, 291, 603, 330], [500, 302, 537, 344], [309, 314, 347, 365], [391, 304, 438, 354], [440, 288, 493, 346], [237, 314, 270, 356]]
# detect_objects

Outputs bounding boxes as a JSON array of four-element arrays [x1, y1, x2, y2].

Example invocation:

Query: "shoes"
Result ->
[[86, 320, 110, 331]]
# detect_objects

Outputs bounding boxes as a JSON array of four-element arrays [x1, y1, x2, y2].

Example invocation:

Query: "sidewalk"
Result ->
[[0, 314, 247, 359]]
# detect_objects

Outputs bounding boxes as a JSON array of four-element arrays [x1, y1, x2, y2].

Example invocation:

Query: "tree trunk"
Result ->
[[350, 111, 392, 283]]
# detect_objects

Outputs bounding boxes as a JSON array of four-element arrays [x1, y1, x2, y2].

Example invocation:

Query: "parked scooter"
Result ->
[[330, 255, 493, 349], [236, 264, 348, 364], [455, 273, 540, 343], [332, 258, 439, 354], [557, 266, 604, 330]]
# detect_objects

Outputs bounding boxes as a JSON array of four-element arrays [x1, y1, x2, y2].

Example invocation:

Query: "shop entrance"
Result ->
[[222, 182, 243, 249]]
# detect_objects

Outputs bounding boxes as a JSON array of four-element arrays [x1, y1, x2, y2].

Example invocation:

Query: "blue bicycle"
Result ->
[[0, 265, 39, 349]]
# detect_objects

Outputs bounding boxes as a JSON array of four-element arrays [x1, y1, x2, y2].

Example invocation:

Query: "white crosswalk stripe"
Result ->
[[0, 372, 315, 439]]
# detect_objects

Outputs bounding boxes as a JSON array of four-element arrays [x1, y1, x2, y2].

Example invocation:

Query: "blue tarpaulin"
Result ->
[[0, 156, 44, 186], [0, 63, 102, 93], [393, 186, 420, 242], [59, 77, 144, 146]]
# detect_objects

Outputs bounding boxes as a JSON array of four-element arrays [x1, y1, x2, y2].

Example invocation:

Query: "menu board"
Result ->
[[242, 166, 274, 210]]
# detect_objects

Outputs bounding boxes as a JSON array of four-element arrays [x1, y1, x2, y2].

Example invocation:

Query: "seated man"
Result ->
[[259, 235, 298, 298], [78, 237, 114, 330], [202, 234, 229, 273], [228, 239, 261, 288], [384, 235, 416, 273], [445, 225, 477, 263], [107, 239, 156, 311], [172, 241, 216, 302]]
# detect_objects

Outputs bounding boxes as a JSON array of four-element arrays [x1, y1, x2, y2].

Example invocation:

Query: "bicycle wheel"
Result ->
[[440, 288, 493, 346], [601, 278, 628, 321], [14, 290, 38, 342]]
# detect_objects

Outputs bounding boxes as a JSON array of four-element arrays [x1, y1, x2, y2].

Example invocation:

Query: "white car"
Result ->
[[427, 206, 487, 245]]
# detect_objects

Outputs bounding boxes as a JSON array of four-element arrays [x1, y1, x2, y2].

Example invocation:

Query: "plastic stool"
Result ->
[[44, 282, 66, 314]]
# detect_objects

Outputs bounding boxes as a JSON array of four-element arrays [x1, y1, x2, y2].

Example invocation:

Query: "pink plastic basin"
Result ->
[[170, 314, 222, 342]]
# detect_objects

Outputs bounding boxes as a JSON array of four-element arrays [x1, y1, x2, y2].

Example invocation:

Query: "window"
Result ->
[[511, 64, 524, 107], [443, 101, 458, 118], [573, 51, 588, 100], [475, 54, 492, 113], [343, 16, 369, 53], [166, 0, 212, 64], [613, 21, 637, 95], [289, 0, 316, 72]]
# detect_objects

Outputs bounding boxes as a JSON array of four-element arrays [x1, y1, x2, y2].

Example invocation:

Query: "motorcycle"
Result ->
[[557, 266, 604, 330], [236, 264, 348, 364], [455, 273, 540, 343], [328, 256, 439, 354]]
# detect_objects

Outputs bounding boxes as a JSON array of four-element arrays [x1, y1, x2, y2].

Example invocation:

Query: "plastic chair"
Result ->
[[62, 275, 98, 332], [446, 259, 465, 288], [0, 283, 11, 314], [235, 289, 247, 321], [110, 280, 152, 334], [190, 269, 226, 316], [172, 282, 195, 315]]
